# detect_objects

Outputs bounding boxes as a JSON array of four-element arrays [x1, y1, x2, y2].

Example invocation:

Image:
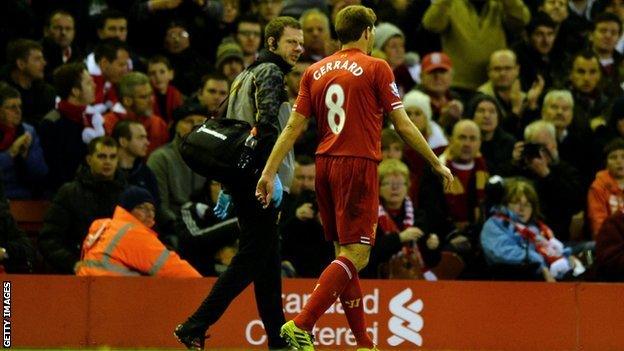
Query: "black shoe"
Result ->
[[173, 324, 208, 350]]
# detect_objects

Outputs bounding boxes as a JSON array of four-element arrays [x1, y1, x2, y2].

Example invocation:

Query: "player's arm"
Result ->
[[389, 107, 454, 189], [256, 111, 308, 207]]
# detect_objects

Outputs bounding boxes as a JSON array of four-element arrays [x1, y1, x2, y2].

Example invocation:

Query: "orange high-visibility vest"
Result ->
[[76, 206, 200, 278]]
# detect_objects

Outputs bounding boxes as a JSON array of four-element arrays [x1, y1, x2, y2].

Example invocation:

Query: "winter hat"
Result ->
[[403, 90, 432, 121], [119, 186, 155, 212], [216, 41, 244, 69], [374, 22, 404, 51], [172, 102, 208, 124]]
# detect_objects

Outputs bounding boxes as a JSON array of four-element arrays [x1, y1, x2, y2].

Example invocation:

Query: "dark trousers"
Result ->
[[186, 182, 287, 349]]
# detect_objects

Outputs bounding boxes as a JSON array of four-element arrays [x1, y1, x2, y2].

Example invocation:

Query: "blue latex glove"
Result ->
[[272, 176, 283, 207], [213, 190, 232, 220]]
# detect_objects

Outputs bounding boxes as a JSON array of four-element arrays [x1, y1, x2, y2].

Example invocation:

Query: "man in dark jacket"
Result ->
[[0, 173, 35, 273], [175, 16, 303, 350], [1, 39, 55, 127], [39, 136, 126, 274]]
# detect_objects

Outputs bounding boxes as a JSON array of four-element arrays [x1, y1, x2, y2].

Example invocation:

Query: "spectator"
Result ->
[[39, 136, 126, 274], [478, 50, 544, 137], [286, 59, 312, 104], [373, 22, 417, 96], [542, 0, 591, 62], [541, 90, 593, 186], [147, 105, 206, 230], [0, 83, 47, 199], [91, 39, 130, 111], [467, 94, 516, 175], [420, 120, 489, 237], [280, 156, 333, 278], [594, 0, 624, 53], [41, 62, 101, 192], [253, 0, 284, 25], [381, 128, 404, 160], [41, 10, 82, 81], [589, 12, 624, 96], [422, 0, 530, 96], [147, 55, 184, 124], [415, 52, 464, 134], [111, 120, 160, 204], [596, 209, 624, 280], [234, 14, 263, 67], [76, 186, 200, 277], [503, 120, 584, 242], [401, 90, 448, 205], [593, 95, 624, 156], [363, 159, 440, 279], [588, 138, 624, 237], [162, 21, 212, 96], [215, 41, 245, 83], [299, 9, 332, 62], [0, 175, 35, 273], [196, 73, 229, 118], [104, 72, 169, 155], [1, 39, 55, 127], [568, 50, 610, 133], [85, 9, 141, 77], [481, 177, 583, 280], [513, 12, 559, 93]]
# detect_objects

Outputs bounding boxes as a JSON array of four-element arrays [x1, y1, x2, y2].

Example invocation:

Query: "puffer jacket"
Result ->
[[226, 49, 295, 189]]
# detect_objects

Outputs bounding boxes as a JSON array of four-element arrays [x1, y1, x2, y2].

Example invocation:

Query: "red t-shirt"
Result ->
[[294, 48, 403, 161]]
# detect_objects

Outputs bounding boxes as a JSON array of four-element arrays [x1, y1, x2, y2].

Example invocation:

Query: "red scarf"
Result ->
[[92, 75, 118, 105], [0, 123, 17, 151], [495, 213, 560, 265], [378, 197, 426, 268], [58, 100, 95, 128], [444, 157, 488, 225]]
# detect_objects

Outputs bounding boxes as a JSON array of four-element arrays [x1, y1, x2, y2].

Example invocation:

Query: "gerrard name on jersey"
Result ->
[[312, 60, 364, 80]]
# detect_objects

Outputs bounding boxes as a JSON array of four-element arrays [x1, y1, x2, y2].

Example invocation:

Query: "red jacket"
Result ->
[[76, 206, 200, 277], [152, 85, 184, 125], [104, 103, 170, 155], [588, 170, 624, 238]]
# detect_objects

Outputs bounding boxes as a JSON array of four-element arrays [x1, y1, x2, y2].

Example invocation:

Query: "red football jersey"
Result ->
[[294, 48, 403, 161]]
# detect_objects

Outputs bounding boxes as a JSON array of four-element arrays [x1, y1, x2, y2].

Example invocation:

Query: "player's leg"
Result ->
[[337, 243, 375, 349], [281, 156, 339, 349]]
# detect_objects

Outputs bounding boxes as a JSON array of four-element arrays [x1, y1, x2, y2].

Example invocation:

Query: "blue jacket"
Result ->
[[480, 207, 546, 268], [0, 123, 48, 199]]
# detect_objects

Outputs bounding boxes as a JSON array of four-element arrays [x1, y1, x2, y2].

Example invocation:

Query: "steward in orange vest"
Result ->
[[75, 186, 200, 277]]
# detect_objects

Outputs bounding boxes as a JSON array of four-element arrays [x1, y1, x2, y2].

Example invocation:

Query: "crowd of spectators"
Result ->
[[2, 0, 624, 281]]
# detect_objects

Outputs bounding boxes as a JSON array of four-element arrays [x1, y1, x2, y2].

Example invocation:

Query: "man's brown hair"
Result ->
[[264, 16, 301, 50], [334, 5, 376, 44]]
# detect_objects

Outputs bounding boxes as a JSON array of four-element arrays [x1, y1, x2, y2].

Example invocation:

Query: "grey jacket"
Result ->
[[226, 49, 295, 190]]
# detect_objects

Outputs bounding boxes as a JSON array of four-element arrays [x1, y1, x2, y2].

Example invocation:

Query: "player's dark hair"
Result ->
[[148, 55, 173, 70], [53, 62, 87, 100], [96, 9, 127, 30], [6, 39, 43, 70], [334, 5, 376, 44], [112, 119, 143, 143], [0, 82, 20, 106]]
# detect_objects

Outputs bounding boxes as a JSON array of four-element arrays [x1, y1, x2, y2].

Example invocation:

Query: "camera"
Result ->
[[522, 142, 543, 160]]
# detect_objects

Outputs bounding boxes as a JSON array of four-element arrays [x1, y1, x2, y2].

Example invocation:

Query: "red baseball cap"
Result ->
[[421, 52, 452, 73]]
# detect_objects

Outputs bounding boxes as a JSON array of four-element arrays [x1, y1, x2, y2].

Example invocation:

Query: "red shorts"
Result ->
[[315, 155, 378, 246]]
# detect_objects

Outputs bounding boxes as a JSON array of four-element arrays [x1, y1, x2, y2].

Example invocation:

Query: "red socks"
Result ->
[[340, 273, 374, 348], [294, 256, 356, 331], [294, 256, 374, 348]]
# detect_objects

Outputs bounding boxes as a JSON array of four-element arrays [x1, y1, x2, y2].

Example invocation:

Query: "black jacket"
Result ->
[[38, 166, 126, 273], [481, 128, 516, 175], [0, 67, 55, 127], [0, 180, 34, 273]]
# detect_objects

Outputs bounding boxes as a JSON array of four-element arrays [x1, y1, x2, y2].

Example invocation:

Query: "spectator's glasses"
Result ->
[[238, 30, 261, 38], [381, 181, 407, 189]]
